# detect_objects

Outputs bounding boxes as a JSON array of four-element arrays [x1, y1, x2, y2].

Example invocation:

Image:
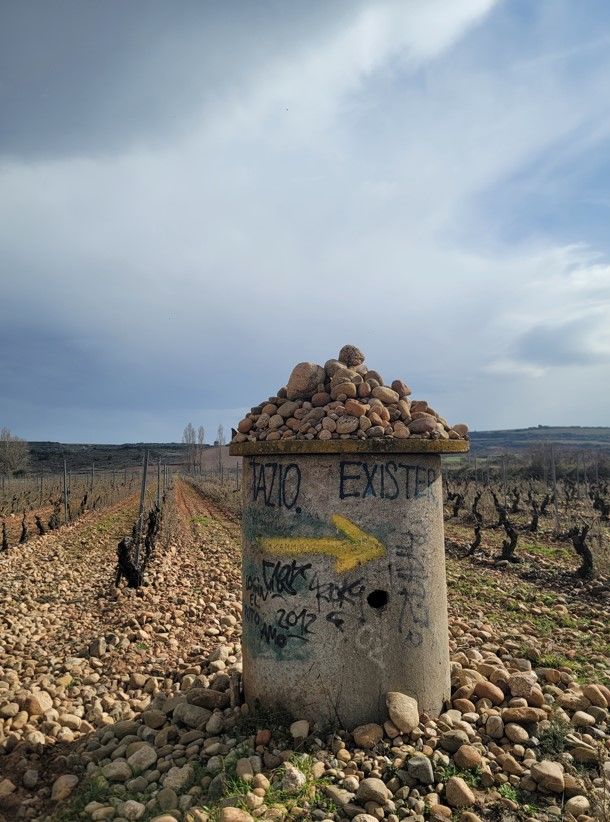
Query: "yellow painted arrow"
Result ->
[[260, 514, 386, 573]]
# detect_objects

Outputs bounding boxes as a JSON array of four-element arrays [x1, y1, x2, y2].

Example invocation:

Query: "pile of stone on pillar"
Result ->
[[233, 344, 468, 444]]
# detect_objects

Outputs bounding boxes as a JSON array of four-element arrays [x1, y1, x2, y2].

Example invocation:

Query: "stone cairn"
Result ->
[[233, 345, 468, 444]]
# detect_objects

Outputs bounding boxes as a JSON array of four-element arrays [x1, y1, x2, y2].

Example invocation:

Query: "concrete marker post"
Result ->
[[230, 437, 469, 728]]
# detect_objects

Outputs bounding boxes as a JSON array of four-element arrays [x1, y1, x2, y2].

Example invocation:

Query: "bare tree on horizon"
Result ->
[[182, 422, 196, 472], [0, 427, 30, 476], [197, 425, 205, 473]]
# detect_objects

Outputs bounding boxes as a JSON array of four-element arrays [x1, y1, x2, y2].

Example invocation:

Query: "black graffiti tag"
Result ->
[[276, 607, 317, 638], [394, 552, 430, 646], [262, 559, 311, 599], [309, 574, 365, 613], [251, 460, 301, 509]]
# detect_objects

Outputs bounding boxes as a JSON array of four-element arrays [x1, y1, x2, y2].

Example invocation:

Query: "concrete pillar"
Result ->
[[229, 438, 469, 728]]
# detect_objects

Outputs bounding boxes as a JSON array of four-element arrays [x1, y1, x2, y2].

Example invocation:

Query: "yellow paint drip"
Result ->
[[260, 513, 386, 572]]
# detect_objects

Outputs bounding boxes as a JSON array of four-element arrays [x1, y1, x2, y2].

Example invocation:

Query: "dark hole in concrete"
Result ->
[[367, 589, 388, 609]]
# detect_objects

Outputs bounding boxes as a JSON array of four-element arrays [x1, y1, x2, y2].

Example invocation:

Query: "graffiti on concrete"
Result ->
[[243, 457, 439, 662], [250, 460, 302, 510], [339, 460, 437, 501], [392, 525, 430, 647]]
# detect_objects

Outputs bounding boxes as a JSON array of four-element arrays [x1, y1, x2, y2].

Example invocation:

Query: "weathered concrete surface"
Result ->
[[232, 443, 459, 728], [231, 438, 469, 456]]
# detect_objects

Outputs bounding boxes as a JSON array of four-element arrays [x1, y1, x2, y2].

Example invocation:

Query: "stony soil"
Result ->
[[0, 480, 609, 822]]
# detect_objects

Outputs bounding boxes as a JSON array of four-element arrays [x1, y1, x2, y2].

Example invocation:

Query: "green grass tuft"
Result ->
[[538, 718, 570, 759]]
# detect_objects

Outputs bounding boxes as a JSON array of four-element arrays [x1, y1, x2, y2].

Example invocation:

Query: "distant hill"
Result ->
[[25, 427, 609, 473], [26, 441, 239, 474], [469, 426, 610, 454]]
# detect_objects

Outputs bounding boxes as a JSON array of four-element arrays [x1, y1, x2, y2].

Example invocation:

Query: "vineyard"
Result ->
[[0, 449, 609, 822], [1, 469, 141, 551], [442, 472, 610, 578]]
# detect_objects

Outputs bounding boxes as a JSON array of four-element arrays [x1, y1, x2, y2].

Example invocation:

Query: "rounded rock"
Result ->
[[571, 710, 595, 728], [501, 707, 545, 723], [25, 691, 53, 716], [121, 800, 146, 820], [157, 787, 179, 810], [474, 681, 505, 705], [454, 745, 482, 770], [391, 380, 411, 397], [311, 392, 331, 407], [289, 719, 309, 739], [504, 723, 529, 743], [356, 777, 390, 804], [582, 684, 608, 708], [269, 414, 284, 430], [386, 691, 419, 734], [530, 760, 564, 793], [508, 672, 537, 699], [280, 764, 307, 794], [440, 729, 470, 753], [352, 723, 384, 749], [22, 770, 39, 789], [286, 362, 325, 401], [219, 811, 254, 822], [408, 416, 437, 435], [102, 760, 131, 782], [51, 774, 79, 801], [127, 744, 158, 773], [564, 795, 590, 816], [338, 345, 365, 367], [335, 415, 360, 435], [345, 399, 367, 418], [445, 777, 475, 808], [331, 382, 358, 400], [371, 386, 400, 405]]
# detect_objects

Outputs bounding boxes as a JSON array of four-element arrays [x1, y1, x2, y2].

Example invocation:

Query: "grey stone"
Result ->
[[407, 755, 434, 785], [127, 744, 157, 773], [156, 787, 178, 811], [172, 702, 211, 729], [162, 764, 194, 792], [440, 729, 470, 753], [102, 760, 132, 782]]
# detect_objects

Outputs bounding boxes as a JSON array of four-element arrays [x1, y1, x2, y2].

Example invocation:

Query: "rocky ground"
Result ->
[[0, 480, 609, 822]]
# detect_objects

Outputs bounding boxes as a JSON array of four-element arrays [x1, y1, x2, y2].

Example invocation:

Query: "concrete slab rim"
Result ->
[[229, 438, 470, 456]]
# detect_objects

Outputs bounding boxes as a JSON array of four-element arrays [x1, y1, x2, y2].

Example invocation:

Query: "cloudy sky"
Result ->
[[1, 0, 610, 443]]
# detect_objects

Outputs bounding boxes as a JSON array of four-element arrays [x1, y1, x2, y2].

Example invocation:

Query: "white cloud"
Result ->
[[484, 359, 546, 378], [217, 0, 497, 143], [481, 245, 610, 376]]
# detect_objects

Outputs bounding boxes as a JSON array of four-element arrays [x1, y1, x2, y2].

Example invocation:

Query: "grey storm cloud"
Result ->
[[513, 314, 610, 368], [0, 0, 366, 159]]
